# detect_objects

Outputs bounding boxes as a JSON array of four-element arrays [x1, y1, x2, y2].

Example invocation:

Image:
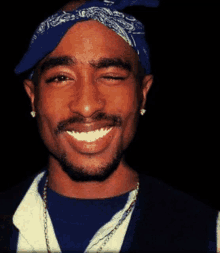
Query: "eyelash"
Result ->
[[45, 75, 125, 84], [103, 76, 125, 80], [45, 75, 70, 84]]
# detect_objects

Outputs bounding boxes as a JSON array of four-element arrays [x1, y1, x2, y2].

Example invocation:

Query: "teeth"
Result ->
[[67, 127, 113, 142]]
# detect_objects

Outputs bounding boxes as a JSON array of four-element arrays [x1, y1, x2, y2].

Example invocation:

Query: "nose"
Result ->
[[68, 73, 105, 117]]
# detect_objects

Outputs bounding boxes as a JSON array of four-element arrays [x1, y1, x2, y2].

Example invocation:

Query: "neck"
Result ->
[[47, 158, 139, 199]]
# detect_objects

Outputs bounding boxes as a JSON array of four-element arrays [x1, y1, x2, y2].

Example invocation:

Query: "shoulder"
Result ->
[[0, 169, 45, 216], [138, 172, 218, 217], [130, 172, 218, 251]]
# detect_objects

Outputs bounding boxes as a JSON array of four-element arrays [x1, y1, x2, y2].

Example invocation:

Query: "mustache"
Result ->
[[55, 112, 122, 135]]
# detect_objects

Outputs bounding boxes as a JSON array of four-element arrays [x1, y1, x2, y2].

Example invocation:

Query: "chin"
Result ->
[[55, 149, 123, 182]]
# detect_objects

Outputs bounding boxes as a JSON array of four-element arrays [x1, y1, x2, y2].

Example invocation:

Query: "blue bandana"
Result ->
[[14, 0, 159, 78]]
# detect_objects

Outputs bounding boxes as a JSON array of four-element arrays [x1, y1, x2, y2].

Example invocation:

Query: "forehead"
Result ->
[[46, 20, 139, 68]]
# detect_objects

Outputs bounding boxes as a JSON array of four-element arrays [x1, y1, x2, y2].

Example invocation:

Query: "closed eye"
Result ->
[[103, 76, 125, 80]]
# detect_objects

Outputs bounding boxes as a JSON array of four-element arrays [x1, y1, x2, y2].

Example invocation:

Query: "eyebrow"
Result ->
[[90, 57, 132, 72], [39, 56, 132, 75], [40, 56, 75, 74]]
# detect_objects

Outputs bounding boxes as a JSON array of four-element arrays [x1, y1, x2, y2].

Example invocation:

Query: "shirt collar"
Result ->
[[12, 170, 139, 252]]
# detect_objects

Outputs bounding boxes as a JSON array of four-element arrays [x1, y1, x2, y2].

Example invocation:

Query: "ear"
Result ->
[[23, 79, 36, 112], [140, 74, 154, 110]]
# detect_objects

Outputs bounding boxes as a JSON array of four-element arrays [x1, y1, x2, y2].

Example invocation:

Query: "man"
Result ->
[[0, 0, 219, 252]]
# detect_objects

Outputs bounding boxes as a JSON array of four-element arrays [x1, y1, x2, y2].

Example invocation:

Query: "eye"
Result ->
[[99, 75, 126, 85], [103, 76, 125, 81], [45, 75, 72, 84]]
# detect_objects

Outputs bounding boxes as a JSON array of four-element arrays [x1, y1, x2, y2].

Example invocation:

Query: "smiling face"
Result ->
[[24, 20, 153, 183]]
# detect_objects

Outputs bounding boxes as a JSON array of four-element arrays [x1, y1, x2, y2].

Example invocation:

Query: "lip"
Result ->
[[65, 120, 116, 133], [65, 126, 117, 154]]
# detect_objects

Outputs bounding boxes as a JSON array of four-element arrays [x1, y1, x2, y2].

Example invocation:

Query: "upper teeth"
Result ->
[[67, 127, 112, 142]]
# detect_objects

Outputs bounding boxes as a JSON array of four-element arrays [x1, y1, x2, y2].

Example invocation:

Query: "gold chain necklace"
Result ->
[[43, 176, 139, 253]]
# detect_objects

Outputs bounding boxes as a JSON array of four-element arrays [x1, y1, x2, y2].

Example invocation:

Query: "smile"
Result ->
[[66, 127, 113, 143]]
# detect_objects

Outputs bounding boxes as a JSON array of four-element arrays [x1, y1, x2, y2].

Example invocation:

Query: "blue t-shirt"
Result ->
[[38, 172, 130, 253]]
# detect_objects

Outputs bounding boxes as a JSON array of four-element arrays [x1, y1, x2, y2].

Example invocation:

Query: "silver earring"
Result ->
[[140, 109, 146, 116], [30, 111, 36, 118]]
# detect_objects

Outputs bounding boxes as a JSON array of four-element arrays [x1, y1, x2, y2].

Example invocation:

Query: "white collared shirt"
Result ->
[[12, 170, 220, 253], [13, 171, 138, 253]]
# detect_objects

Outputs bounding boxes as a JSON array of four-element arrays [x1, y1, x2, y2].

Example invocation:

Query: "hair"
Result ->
[[30, 65, 40, 87], [60, 0, 92, 12], [137, 60, 147, 88]]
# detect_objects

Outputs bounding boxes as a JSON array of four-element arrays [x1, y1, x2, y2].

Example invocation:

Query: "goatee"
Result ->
[[56, 149, 123, 182]]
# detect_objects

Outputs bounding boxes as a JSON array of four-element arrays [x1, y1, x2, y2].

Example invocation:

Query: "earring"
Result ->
[[140, 109, 146, 116], [30, 111, 36, 118]]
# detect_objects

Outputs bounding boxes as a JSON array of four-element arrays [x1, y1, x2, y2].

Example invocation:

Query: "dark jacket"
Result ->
[[0, 169, 218, 252]]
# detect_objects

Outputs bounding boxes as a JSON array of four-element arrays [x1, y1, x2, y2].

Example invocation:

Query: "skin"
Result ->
[[24, 19, 153, 199], [59, 0, 90, 11]]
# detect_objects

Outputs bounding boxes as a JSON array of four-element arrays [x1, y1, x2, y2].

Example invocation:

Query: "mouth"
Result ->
[[65, 125, 116, 154], [66, 127, 113, 143]]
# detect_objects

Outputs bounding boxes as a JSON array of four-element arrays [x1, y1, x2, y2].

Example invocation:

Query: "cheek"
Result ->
[[109, 83, 140, 149], [38, 88, 66, 114], [108, 80, 140, 112], [121, 109, 139, 150], [35, 88, 68, 149]]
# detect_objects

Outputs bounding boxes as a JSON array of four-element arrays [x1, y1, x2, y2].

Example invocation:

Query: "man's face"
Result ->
[[25, 20, 151, 182]]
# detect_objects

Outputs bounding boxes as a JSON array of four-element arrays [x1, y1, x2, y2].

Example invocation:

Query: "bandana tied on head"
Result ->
[[15, 0, 159, 78]]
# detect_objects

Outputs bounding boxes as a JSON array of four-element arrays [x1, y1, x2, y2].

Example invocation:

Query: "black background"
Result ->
[[1, 1, 219, 210]]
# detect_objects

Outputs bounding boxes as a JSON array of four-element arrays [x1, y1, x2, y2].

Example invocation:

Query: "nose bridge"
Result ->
[[69, 71, 105, 116]]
